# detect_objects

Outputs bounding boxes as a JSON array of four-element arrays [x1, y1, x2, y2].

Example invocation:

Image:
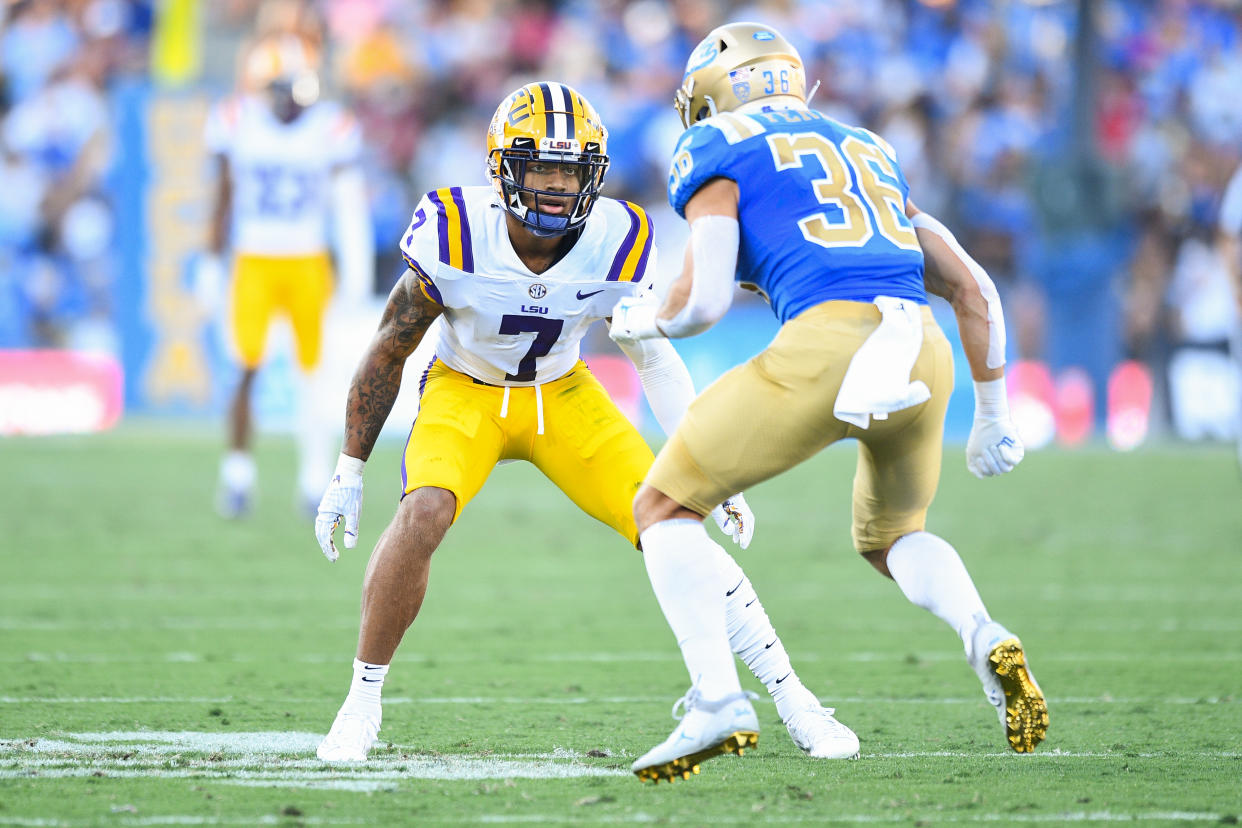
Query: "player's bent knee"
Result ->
[[396, 486, 457, 537], [633, 484, 697, 536], [860, 547, 893, 579], [860, 530, 920, 579]]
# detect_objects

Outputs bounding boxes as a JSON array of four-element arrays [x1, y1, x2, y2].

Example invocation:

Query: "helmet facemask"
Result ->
[[245, 34, 320, 124], [491, 137, 609, 238], [264, 71, 319, 123]]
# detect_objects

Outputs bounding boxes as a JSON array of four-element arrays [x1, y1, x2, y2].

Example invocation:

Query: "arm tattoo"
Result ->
[[343, 274, 442, 460]]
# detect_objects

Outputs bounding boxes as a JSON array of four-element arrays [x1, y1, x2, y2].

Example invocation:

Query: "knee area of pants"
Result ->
[[400, 488, 456, 528], [631, 489, 657, 526]]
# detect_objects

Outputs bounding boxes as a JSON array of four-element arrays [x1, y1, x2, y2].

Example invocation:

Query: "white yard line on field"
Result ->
[[0, 731, 626, 783], [1, 732, 1239, 771], [0, 694, 1236, 706], [0, 763, 625, 782], [0, 697, 236, 704]]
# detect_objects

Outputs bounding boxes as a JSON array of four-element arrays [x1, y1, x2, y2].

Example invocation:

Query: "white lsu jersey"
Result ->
[[205, 94, 362, 257], [399, 186, 655, 385]]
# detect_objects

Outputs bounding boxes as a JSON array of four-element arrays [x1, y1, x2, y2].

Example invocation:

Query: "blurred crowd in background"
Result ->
[[2, 0, 1241, 441]]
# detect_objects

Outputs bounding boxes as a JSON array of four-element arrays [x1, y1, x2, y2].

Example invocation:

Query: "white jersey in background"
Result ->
[[205, 95, 362, 257], [399, 185, 656, 385], [1220, 164, 1242, 239]]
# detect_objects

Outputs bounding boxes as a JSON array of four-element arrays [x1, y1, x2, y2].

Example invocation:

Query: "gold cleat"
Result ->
[[988, 638, 1049, 753], [633, 730, 759, 784]]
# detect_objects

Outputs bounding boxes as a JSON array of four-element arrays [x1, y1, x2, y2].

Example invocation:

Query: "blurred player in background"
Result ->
[[202, 31, 373, 517], [611, 23, 1047, 781], [1215, 160, 1242, 471], [312, 82, 858, 763]]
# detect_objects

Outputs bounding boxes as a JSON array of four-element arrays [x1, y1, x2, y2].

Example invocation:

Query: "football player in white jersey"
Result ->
[[203, 33, 373, 517], [312, 82, 858, 763], [1216, 161, 1242, 470]]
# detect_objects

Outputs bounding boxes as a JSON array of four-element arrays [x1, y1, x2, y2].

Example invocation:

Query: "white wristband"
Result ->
[[973, 378, 1010, 421], [335, 453, 365, 477]]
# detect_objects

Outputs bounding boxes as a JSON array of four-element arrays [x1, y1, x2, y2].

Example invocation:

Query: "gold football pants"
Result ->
[[401, 360, 654, 546], [646, 300, 954, 552]]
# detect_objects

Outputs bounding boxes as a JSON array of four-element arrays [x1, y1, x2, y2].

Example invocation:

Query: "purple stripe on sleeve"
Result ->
[[418, 272, 444, 306], [401, 253, 444, 305], [449, 187, 474, 272], [632, 217, 654, 284], [427, 190, 450, 265], [605, 202, 641, 281]]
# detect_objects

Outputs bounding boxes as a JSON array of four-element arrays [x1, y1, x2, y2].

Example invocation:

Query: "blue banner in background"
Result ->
[[111, 80, 151, 411], [112, 85, 247, 421]]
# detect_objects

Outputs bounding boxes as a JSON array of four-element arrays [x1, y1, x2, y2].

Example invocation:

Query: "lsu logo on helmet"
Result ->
[[486, 82, 610, 237], [674, 22, 806, 128]]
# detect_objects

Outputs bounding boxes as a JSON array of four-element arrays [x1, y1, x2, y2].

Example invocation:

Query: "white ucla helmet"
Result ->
[[675, 22, 807, 128]]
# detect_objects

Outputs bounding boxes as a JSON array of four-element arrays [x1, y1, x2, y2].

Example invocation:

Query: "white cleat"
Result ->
[[968, 619, 1049, 753], [784, 705, 860, 759], [316, 705, 381, 762], [632, 687, 759, 783]]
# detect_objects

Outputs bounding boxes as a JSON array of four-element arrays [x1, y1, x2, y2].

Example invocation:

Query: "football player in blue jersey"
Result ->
[[612, 23, 1047, 782]]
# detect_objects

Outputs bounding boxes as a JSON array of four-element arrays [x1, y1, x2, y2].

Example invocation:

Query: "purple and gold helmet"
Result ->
[[486, 82, 610, 237]]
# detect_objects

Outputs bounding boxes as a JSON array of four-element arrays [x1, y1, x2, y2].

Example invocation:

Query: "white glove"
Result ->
[[966, 418, 1024, 478], [314, 459, 364, 562], [966, 378, 1024, 478], [710, 493, 755, 550], [609, 295, 663, 344]]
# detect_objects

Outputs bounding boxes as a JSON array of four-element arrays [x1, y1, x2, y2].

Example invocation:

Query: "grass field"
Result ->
[[2, 428, 1241, 826]]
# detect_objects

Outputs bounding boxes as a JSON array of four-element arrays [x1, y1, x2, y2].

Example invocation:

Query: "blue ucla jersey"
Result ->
[[667, 108, 926, 322]]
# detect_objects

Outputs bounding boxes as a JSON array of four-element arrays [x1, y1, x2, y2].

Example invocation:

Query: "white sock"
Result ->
[[886, 531, 990, 647], [715, 551, 814, 721], [343, 658, 387, 710], [640, 519, 742, 700], [220, 450, 256, 492]]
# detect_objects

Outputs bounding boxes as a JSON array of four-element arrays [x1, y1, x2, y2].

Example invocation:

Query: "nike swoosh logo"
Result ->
[[576, 289, 605, 300], [725, 580, 744, 597], [363, 665, 384, 670], [360, 676, 382, 682], [775, 672, 791, 685], [745, 598, 757, 608], [764, 639, 777, 650]]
